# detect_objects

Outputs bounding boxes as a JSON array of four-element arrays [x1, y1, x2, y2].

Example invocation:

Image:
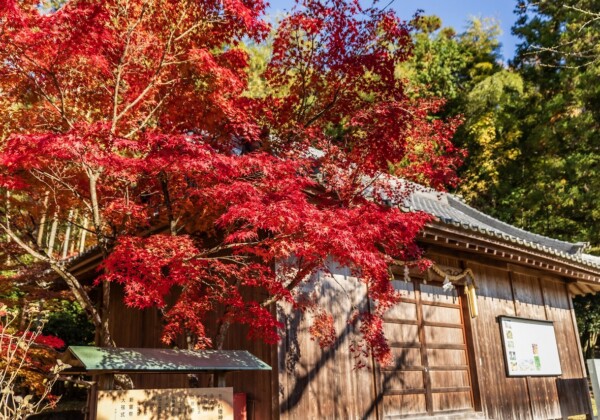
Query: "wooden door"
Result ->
[[377, 280, 475, 418]]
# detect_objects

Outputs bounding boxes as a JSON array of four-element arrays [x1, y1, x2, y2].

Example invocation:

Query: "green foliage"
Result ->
[[511, 0, 600, 357], [403, 15, 526, 212], [241, 40, 273, 99], [458, 70, 526, 208], [43, 301, 94, 350], [574, 294, 600, 358], [404, 6, 600, 247], [401, 16, 501, 102], [484, 0, 600, 245], [404, 9, 600, 355]]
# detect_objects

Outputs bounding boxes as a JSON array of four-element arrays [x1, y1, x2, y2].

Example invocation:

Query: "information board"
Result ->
[[97, 387, 234, 420], [499, 316, 562, 376]]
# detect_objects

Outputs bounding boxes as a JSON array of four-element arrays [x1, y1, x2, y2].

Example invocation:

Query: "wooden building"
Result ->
[[68, 187, 600, 419], [275, 189, 599, 419]]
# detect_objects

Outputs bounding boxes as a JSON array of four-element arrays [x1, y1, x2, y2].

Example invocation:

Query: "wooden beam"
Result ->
[[422, 225, 600, 284], [569, 283, 586, 296]]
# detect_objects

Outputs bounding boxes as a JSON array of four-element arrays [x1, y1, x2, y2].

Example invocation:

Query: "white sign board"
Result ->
[[499, 316, 562, 376], [97, 387, 234, 420]]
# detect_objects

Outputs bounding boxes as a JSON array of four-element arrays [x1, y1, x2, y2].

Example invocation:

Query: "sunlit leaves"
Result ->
[[0, 0, 461, 364]]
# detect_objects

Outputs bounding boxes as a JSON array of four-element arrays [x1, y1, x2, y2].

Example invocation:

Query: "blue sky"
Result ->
[[267, 0, 519, 61]]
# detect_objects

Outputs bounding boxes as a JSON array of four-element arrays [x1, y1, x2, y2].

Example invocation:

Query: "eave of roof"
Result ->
[[400, 184, 600, 280]]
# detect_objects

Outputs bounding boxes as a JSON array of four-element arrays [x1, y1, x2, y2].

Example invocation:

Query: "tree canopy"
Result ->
[[0, 0, 462, 365]]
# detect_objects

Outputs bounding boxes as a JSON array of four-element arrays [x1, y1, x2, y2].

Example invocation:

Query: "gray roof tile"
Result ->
[[401, 186, 600, 271]]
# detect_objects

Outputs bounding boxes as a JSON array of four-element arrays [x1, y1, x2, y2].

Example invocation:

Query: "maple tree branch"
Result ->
[[261, 264, 314, 308], [48, 72, 70, 127], [159, 172, 178, 236], [303, 87, 341, 128], [11, 59, 74, 130], [0, 221, 113, 346], [111, 1, 148, 135], [351, 172, 382, 203], [29, 169, 94, 216], [113, 6, 183, 130], [195, 256, 250, 265], [174, 21, 200, 42], [196, 242, 261, 258], [124, 94, 168, 138]]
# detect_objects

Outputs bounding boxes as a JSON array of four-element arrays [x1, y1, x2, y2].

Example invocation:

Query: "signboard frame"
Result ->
[[96, 387, 234, 420], [498, 316, 562, 377]]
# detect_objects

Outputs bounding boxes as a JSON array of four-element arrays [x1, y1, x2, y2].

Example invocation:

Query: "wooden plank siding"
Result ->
[[278, 266, 378, 420], [374, 276, 475, 418], [277, 251, 589, 419], [461, 259, 589, 420], [108, 285, 277, 420], [103, 247, 589, 420], [465, 262, 533, 420], [541, 278, 585, 379], [512, 272, 560, 420]]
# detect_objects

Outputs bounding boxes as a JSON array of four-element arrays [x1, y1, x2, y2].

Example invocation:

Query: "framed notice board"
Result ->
[[499, 316, 562, 377], [96, 387, 234, 420]]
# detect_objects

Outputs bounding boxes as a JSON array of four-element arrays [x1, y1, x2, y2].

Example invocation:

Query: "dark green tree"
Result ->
[[43, 301, 95, 351], [507, 0, 600, 245], [574, 295, 600, 358], [402, 16, 528, 213]]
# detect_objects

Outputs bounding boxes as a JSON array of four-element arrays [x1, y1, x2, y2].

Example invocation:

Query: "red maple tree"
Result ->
[[0, 0, 462, 364]]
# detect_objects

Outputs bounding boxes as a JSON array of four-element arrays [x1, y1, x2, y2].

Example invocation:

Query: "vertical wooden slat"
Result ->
[[566, 283, 587, 378], [469, 263, 530, 420], [278, 266, 376, 420], [460, 261, 483, 413], [541, 278, 586, 378], [556, 378, 593, 418], [415, 282, 433, 416], [366, 288, 381, 420], [457, 285, 476, 411]]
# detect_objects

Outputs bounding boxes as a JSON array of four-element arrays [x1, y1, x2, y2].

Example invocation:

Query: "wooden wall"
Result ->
[[106, 249, 590, 420], [277, 265, 378, 420], [374, 279, 475, 418], [108, 285, 277, 420], [460, 257, 587, 420]]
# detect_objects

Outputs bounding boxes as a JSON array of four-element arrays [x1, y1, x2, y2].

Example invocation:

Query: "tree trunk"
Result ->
[[62, 209, 74, 259], [46, 213, 59, 257], [36, 192, 50, 247], [78, 216, 88, 253]]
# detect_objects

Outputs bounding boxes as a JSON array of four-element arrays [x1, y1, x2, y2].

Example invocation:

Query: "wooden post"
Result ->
[[97, 374, 114, 392], [86, 381, 98, 420], [216, 372, 227, 387]]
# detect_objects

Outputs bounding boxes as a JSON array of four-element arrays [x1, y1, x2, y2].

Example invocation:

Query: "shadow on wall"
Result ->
[[279, 292, 417, 420], [278, 267, 417, 420]]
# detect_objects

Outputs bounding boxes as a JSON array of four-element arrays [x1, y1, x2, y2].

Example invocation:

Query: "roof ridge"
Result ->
[[445, 195, 580, 254]]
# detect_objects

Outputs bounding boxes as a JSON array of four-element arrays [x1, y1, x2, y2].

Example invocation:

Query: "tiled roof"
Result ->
[[401, 186, 600, 271]]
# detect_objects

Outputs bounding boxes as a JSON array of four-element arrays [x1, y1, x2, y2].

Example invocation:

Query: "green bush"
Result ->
[[43, 301, 94, 350]]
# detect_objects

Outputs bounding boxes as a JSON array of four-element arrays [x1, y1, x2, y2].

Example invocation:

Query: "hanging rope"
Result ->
[[392, 260, 479, 318]]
